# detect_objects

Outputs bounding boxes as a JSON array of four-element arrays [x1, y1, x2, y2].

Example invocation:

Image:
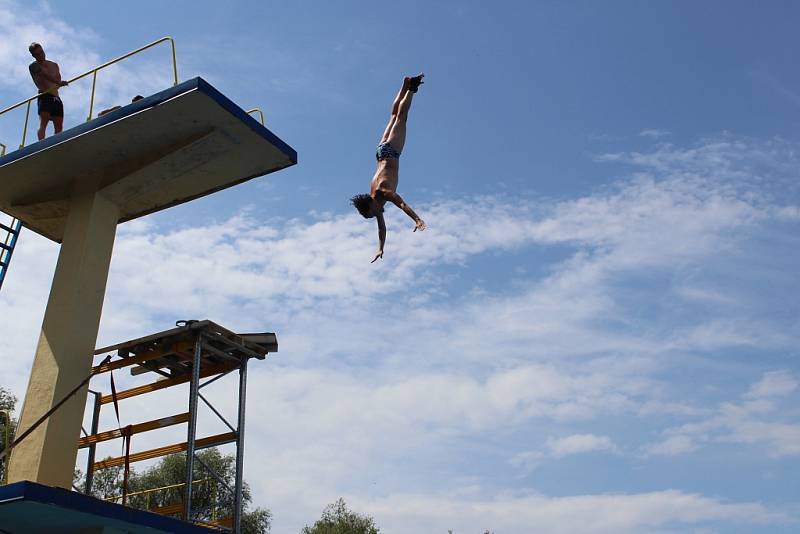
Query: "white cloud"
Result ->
[[511, 434, 618, 474], [745, 370, 798, 399], [546, 433, 618, 457], [645, 371, 800, 458], [361, 490, 786, 534], [644, 435, 697, 457], [509, 450, 544, 472]]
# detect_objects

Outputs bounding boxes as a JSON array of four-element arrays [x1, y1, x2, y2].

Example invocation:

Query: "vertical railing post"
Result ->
[[87, 71, 98, 122], [170, 38, 179, 86], [84, 390, 102, 494], [20, 101, 32, 148], [233, 356, 249, 534], [184, 333, 203, 521]]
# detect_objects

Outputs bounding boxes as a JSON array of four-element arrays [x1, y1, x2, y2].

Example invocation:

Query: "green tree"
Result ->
[[301, 498, 380, 534], [0, 387, 18, 483], [82, 448, 270, 534]]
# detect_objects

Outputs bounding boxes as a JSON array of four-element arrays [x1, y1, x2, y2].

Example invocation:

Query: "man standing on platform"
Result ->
[[28, 42, 68, 140]]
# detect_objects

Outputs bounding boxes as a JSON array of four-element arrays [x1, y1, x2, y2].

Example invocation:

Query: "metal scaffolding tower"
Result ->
[[82, 320, 277, 532]]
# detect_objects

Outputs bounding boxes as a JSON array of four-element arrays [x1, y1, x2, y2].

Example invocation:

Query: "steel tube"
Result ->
[[87, 71, 98, 122], [233, 357, 248, 534], [183, 334, 203, 521], [84, 391, 102, 494], [199, 367, 236, 390], [198, 392, 237, 434], [20, 101, 31, 148]]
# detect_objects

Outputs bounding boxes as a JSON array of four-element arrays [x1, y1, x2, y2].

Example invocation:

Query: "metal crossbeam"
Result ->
[[92, 432, 237, 470]]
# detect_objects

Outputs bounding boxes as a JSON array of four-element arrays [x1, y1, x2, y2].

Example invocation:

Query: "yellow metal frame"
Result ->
[[0, 37, 178, 149], [246, 108, 265, 126], [105, 477, 211, 504], [105, 477, 224, 523]]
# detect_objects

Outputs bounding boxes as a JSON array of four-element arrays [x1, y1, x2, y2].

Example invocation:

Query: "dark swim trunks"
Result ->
[[37, 94, 64, 118], [376, 142, 400, 161]]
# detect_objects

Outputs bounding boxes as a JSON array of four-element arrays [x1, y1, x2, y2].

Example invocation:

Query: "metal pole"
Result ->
[[233, 356, 249, 534], [84, 391, 101, 494], [170, 38, 179, 85], [183, 334, 204, 521], [20, 101, 31, 149], [87, 71, 98, 122]]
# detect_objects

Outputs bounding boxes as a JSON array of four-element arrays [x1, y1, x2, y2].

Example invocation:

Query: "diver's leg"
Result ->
[[380, 77, 411, 143], [386, 90, 415, 153], [386, 74, 423, 153]]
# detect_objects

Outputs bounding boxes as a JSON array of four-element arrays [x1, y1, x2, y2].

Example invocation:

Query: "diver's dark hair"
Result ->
[[350, 194, 373, 218], [28, 42, 41, 53]]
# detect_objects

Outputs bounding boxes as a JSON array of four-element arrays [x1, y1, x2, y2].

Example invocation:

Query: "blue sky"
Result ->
[[1, 1, 799, 532]]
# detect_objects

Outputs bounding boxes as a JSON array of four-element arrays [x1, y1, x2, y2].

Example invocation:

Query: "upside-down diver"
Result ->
[[351, 74, 426, 263]]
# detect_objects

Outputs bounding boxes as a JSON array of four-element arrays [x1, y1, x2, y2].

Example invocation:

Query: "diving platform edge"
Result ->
[[0, 77, 297, 243]]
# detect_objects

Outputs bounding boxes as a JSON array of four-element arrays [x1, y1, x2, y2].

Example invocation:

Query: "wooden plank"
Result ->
[[92, 340, 195, 374], [205, 517, 233, 529], [100, 362, 237, 405], [151, 502, 184, 516], [79, 412, 190, 448], [94, 321, 214, 355], [93, 432, 237, 470], [130, 353, 192, 376]]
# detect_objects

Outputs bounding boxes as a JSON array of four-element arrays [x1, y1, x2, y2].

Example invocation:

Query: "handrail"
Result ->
[[104, 477, 211, 503], [246, 108, 265, 126], [0, 143, 6, 156], [0, 37, 178, 149]]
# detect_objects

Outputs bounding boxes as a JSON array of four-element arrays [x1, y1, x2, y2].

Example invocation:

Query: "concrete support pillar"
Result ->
[[8, 178, 119, 488]]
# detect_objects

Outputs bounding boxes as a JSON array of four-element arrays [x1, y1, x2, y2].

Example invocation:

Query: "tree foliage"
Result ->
[[301, 498, 380, 534], [0, 387, 17, 482]]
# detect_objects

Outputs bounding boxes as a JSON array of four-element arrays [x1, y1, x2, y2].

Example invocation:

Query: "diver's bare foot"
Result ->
[[408, 73, 424, 93]]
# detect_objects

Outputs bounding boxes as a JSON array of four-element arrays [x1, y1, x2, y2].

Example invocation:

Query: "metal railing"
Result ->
[[0, 37, 178, 150], [103, 477, 227, 525], [104, 477, 212, 506], [246, 108, 265, 126]]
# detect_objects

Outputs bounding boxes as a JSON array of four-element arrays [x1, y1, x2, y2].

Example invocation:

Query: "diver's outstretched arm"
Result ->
[[382, 191, 426, 231], [372, 213, 387, 263]]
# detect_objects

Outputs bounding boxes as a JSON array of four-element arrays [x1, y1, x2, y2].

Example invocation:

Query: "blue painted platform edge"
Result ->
[[0, 76, 297, 167], [0, 480, 215, 533]]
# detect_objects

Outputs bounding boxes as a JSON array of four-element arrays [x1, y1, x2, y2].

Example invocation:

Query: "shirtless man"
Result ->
[[350, 74, 426, 263], [28, 42, 68, 140]]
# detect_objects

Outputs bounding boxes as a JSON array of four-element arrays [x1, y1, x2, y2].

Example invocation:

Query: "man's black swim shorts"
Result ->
[[37, 93, 64, 118]]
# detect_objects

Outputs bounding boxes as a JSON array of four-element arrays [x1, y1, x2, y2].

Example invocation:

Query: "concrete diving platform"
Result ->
[[0, 76, 297, 242]]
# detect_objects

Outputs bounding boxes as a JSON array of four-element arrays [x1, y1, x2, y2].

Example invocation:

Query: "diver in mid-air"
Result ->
[[351, 74, 426, 263]]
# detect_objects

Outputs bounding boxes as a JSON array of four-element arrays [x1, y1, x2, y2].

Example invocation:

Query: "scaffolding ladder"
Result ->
[[0, 215, 21, 292]]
